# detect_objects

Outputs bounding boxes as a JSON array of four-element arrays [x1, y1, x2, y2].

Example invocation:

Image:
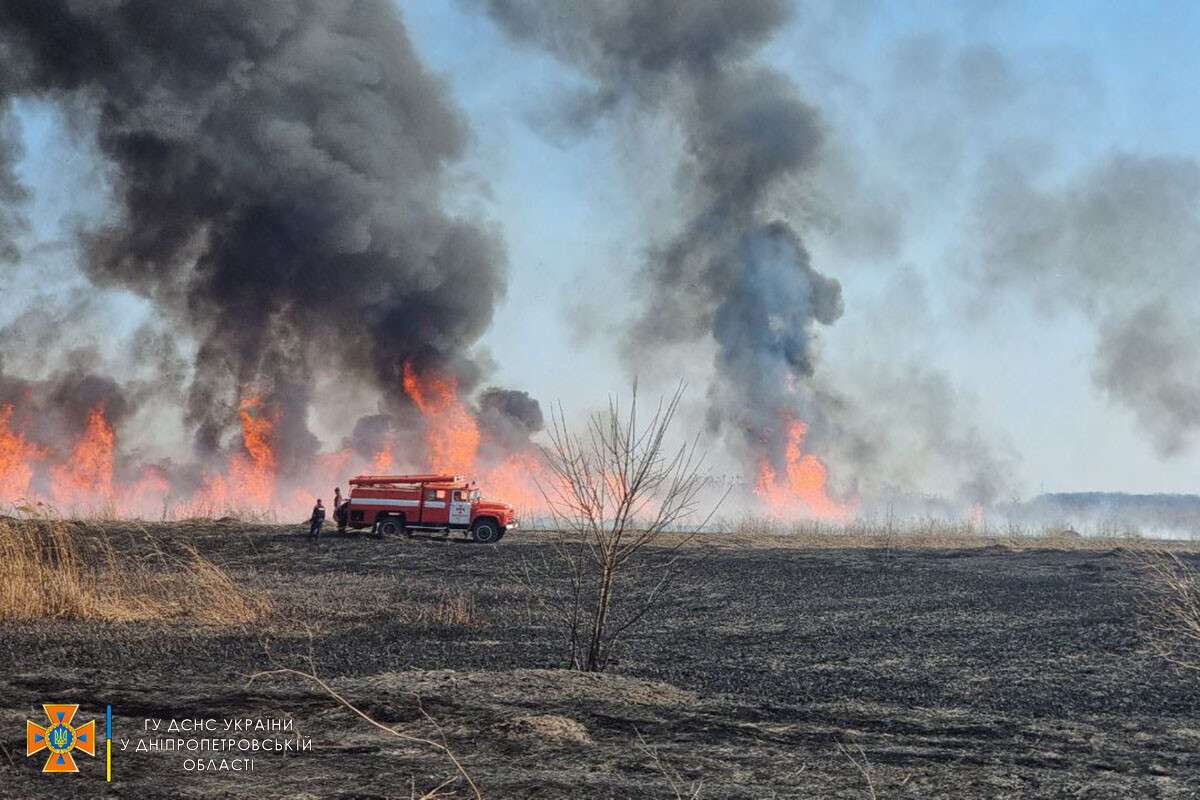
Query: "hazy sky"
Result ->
[[6, 1, 1199, 498]]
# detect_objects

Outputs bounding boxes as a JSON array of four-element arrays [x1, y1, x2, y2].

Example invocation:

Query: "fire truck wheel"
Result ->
[[471, 519, 501, 544], [377, 518, 403, 537]]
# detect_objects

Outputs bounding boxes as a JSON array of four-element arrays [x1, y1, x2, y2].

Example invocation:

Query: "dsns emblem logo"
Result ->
[[27, 704, 97, 773]]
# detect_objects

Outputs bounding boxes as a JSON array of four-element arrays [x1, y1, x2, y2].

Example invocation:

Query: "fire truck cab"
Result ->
[[341, 474, 516, 544]]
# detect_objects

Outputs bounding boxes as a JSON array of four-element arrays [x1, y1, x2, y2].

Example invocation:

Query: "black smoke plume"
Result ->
[[480, 0, 844, 488], [477, 387, 544, 453], [0, 0, 508, 479]]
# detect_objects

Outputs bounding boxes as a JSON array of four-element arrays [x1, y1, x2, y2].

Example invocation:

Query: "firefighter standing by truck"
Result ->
[[334, 486, 347, 532], [309, 499, 326, 539]]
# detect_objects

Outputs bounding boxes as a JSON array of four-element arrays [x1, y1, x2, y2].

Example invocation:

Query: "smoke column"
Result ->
[[478, 0, 845, 501], [0, 0, 507, 480]]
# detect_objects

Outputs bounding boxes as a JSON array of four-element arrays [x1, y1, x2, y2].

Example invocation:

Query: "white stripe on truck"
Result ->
[[350, 498, 419, 507]]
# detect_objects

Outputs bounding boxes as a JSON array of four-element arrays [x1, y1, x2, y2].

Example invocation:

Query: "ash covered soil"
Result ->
[[1, 522, 1197, 799]]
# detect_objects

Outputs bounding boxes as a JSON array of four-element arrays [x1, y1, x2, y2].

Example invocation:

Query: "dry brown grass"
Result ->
[[403, 589, 479, 628], [429, 590, 477, 627], [166, 544, 270, 624], [0, 515, 100, 619], [1135, 551, 1200, 673], [0, 515, 268, 624]]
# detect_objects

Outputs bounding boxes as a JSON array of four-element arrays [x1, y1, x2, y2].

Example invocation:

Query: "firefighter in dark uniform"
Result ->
[[309, 499, 325, 539], [333, 486, 347, 532]]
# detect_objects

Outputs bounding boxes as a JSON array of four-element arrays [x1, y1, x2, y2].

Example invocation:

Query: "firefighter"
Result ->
[[334, 486, 347, 532], [309, 498, 326, 539]]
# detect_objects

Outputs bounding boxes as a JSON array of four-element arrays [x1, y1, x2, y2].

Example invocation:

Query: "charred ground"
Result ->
[[0, 521, 1197, 798]]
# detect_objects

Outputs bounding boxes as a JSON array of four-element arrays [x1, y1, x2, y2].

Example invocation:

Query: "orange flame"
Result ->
[[189, 392, 280, 514], [125, 465, 171, 517], [50, 405, 115, 508], [481, 449, 552, 515], [754, 417, 849, 521], [402, 361, 479, 475], [228, 393, 277, 508], [0, 370, 545, 521], [373, 433, 395, 472], [0, 404, 45, 504]]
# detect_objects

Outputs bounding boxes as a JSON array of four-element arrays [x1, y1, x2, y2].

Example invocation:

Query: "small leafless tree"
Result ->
[[520, 382, 723, 672]]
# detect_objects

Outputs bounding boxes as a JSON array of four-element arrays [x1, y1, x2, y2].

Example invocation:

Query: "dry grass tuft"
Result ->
[[509, 714, 592, 745], [1135, 551, 1200, 673], [384, 589, 484, 629], [403, 589, 479, 628], [0, 515, 104, 619], [0, 515, 268, 624], [171, 544, 270, 624]]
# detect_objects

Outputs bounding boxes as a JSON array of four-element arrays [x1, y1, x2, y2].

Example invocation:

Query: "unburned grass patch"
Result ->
[[1132, 549, 1200, 673], [400, 588, 483, 629], [0, 516, 268, 624]]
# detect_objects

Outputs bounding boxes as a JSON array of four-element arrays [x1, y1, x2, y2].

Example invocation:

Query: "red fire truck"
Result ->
[[339, 474, 517, 543]]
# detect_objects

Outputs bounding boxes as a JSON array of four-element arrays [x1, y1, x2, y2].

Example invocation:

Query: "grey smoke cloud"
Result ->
[[477, 387, 544, 452], [817, 363, 1020, 506], [0, 350, 134, 454], [1094, 303, 1200, 457], [974, 153, 1200, 455], [0, 0, 511, 478], [480, 0, 844, 482], [0, 102, 27, 263]]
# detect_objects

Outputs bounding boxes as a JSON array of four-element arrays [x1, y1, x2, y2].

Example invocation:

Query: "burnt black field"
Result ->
[[1, 521, 1197, 799]]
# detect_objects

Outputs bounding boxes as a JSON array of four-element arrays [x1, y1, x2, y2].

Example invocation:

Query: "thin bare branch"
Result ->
[[247, 667, 481, 799]]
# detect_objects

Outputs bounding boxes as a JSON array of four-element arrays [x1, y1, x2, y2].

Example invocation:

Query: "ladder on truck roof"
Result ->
[[349, 474, 462, 487]]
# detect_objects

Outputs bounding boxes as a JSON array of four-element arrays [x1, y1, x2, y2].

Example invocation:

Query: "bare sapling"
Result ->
[[523, 382, 724, 672]]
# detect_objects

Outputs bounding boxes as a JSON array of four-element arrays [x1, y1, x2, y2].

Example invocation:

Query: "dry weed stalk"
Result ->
[[249, 665, 481, 800], [837, 743, 878, 800], [636, 731, 703, 799]]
